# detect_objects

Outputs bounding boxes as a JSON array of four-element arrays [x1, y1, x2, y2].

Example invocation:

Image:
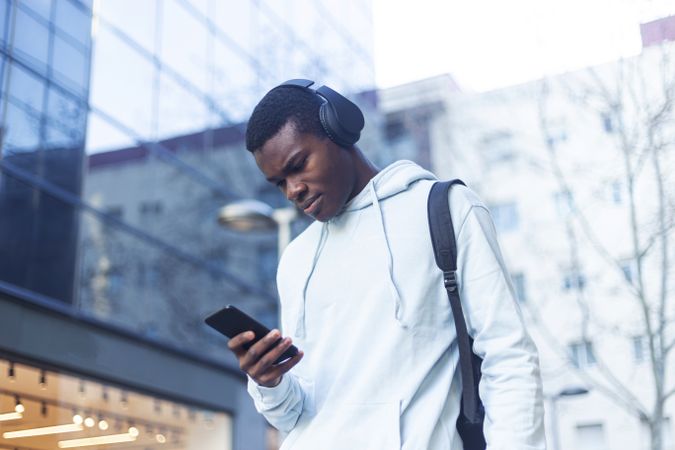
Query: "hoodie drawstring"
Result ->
[[296, 222, 329, 338], [294, 177, 412, 338], [368, 179, 406, 326]]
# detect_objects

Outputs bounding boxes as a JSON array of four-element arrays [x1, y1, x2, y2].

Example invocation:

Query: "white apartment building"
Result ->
[[379, 44, 673, 450]]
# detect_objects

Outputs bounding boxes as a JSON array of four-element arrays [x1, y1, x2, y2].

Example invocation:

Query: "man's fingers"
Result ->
[[227, 331, 255, 353], [240, 329, 281, 369], [257, 351, 304, 386], [249, 329, 282, 357], [249, 337, 293, 377], [227, 329, 303, 386]]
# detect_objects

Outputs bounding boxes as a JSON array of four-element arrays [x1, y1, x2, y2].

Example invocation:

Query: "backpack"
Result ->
[[427, 180, 486, 450]]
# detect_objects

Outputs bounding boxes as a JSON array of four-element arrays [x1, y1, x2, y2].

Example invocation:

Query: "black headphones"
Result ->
[[273, 79, 365, 148]]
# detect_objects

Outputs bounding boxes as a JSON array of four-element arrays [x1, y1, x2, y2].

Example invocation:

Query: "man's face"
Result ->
[[254, 122, 356, 222]]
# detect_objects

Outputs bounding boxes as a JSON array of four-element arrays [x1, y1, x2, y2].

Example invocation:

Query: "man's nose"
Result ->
[[286, 178, 307, 202]]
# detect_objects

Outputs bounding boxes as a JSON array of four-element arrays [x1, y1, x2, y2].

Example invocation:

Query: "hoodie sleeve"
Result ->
[[455, 203, 546, 449], [247, 373, 310, 432], [245, 233, 316, 433]]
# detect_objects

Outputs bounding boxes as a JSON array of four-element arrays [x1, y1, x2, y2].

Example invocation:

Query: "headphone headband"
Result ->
[[273, 79, 364, 148]]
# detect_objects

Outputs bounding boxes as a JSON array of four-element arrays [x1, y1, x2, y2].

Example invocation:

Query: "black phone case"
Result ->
[[204, 305, 299, 365]]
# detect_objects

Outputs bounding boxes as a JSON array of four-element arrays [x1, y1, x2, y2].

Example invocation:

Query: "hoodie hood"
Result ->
[[342, 160, 436, 214], [295, 160, 436, 338]]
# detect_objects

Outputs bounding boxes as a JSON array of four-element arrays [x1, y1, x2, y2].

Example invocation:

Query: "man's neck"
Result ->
[[349, 146, 379, 201]]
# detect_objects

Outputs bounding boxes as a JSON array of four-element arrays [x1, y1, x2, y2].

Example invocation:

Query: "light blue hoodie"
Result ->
[[248, 160, 546, 449]]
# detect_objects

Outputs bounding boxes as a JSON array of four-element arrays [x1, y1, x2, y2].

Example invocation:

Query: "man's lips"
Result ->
[[301, 195, 321, 215]]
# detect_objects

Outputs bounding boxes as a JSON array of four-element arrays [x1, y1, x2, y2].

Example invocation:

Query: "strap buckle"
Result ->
[[443, 270, 458, 292]]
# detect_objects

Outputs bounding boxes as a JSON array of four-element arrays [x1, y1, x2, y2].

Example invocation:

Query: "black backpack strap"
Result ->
[[427, 181, 486, 446]]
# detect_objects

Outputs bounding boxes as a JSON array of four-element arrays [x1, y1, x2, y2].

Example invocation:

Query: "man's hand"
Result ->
[[228, 329, 304, 387]]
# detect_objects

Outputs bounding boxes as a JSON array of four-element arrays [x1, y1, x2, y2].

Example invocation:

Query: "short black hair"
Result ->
[[245, 86, 326, 153]]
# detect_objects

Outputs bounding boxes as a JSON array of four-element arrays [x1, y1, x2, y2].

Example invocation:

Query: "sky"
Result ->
[[372, 0, 675, 92]]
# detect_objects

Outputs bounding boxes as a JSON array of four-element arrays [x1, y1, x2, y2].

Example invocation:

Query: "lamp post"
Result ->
[[217, 200, 298, 261], [217, 199, 298, 450], [548, 386, 590, 450]]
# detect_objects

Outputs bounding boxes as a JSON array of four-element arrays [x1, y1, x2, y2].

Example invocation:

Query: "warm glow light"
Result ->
[[3, 423, 84, 439], [156, 433, 166, 443], [73, 414, 83, 425], [84, 417, 95, 428], [58, 432, 137, 448], [15, 404, 24, 413], [0, 412, 22, 422], [128, 426, 139, 437], [98, 419, 109, 431]]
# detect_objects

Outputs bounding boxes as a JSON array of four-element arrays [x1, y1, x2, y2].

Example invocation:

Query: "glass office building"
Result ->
[[0, 0, 91, 303], [0, 1, 375, 449]]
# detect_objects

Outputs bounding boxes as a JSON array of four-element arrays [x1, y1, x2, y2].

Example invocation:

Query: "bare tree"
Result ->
[[534, 43, 675, 450]]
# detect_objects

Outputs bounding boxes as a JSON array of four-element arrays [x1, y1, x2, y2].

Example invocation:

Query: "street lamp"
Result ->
[[548, 386, 590, 450], [217, 200, 298, 260], [217, 199, 298, 450]]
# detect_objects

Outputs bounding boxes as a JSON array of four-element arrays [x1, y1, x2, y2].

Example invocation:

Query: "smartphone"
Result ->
[[205, 305, 299, 365]]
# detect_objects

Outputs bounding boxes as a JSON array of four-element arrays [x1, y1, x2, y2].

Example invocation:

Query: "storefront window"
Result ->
[[0, 359, 232, 449]]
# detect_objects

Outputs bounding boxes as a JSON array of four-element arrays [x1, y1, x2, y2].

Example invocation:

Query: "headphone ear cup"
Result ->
[[319, 102, 356, 148], [319, 103, 351, 148]]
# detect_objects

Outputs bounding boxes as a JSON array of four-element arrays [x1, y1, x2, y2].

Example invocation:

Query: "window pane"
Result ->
[[576, 423, 608, 450], [7, 63, 46, 112], [490, 203, 519, 233], [88, 26, 154, 140], [3, 100, 41, 153], [511, 272, 526, 302], [45, 87, 86, 149], [0, 0, 8, 46], [12, 7, 50, 75], [161, 0, 208, 92], [52, 34, 89, 95], [97, 0, 157, 52], [78, 0, 93, 10], [585, 342, 596, 365], [54, 0, 91, 47], [47, 86, 86, 130], [0, 57, 5, 125], [157, 71, 209, 139], [633, 336, 645, 362], [21, 0, 52, 20], [569, 344, 580, 367]]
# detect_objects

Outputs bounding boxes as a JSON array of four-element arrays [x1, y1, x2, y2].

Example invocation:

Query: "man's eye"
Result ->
[[276, 180, 285, 188], [293, 158, 306, 171]]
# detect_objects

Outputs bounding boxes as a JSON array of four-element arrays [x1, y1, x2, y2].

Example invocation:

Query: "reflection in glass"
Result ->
[[157, 71, 209, 138], [97, 0, 157, 53], [88, 26, 154, 140], [160, 0, 208, 93], [84, 112, 136, 152], [0, 1, 8, 46], [45, 87, 86, 149], [13, 7, 50, 75], [21, 0, 52, 21], [0, 56, 5, 125], [47, 86, 84, 127], [52, 34, 88, 96], [53, 0, 91, 47], [8, 63, 46, 112], [0, 144, 84, 301], [3, 101, 41, 153]]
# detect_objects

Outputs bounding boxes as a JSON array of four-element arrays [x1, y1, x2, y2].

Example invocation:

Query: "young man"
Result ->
[[227, 80, 546, 449]]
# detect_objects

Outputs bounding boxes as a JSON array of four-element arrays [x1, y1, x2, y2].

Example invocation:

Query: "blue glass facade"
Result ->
[[0, 0, 92, 303]]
